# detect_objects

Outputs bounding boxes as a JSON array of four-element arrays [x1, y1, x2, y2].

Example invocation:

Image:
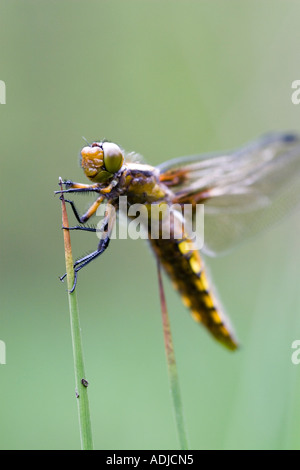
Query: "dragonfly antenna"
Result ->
[[82, 136, 91, 146]]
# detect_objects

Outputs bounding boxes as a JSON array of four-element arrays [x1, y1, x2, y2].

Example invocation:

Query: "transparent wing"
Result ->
[[158, 132, 300, 256], [125, 151, 145, 164]]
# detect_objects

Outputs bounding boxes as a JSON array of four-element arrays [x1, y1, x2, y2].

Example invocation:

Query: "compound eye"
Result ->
[[102, 142, 124, 174]]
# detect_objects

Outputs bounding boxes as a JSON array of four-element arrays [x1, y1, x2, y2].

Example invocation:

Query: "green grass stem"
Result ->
[[157, 261, 189, 450], [59, 177, 93, 450]]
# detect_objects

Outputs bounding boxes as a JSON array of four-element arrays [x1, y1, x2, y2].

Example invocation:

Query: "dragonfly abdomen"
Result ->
[[149, 235, 238, 351]]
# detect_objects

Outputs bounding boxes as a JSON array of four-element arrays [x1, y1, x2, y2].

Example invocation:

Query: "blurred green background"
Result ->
[[1, 0, 300, 450]]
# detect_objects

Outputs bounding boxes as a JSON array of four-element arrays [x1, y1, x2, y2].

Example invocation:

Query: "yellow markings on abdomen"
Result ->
[[191, 310, 202, 323], [178, 239, 192, 255], [210, 310, 223, 325], [195, 273, 209, 292], [182, 295, 192, 308], [150, 234, 238, 351], [189, 255, 202, 277], [201, 292, 215, 309]]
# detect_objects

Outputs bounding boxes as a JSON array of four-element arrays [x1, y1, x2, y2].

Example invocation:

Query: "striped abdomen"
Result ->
[[149, 234, 238, 351]]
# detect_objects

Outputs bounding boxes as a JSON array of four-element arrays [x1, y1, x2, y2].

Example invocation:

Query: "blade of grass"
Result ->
[[59, 177, 93, 450], [157, 260, 189, 450]]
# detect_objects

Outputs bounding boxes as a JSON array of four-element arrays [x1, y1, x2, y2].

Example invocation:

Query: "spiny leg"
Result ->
[[59, 238, 110, 286], [60, 201, 117, 292], [62, 195, 105, 224], [56, 178, 115, 226], [60, 231, 110, 281], [63, 215, 109, 233], [62, 195, 112, 233], [55, 179, 117, 196], [55, 180, 100, 196], [60, 180, 100, 190], [61, 241, 110, 292], [72, 203, 115, 270], [63, 225, 100, 232]]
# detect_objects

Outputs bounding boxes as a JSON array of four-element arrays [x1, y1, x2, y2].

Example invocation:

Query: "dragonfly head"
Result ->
[[80, 141, 124, 183]]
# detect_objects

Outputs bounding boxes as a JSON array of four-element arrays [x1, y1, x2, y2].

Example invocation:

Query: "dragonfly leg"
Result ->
[[73, 243, 111, 291], [99, 178, 119, 194], [62, 225, 100, 232], [65, 234, 111, 292], [60, 201, 117, 292], [63, 195, 105, 224], [59, 238, 111, 290], [55, 180, 100, 196], [64, 181, 97, 189]]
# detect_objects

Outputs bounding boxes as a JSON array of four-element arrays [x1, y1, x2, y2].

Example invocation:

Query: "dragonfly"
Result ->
[[56, 132, 300, 351]]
